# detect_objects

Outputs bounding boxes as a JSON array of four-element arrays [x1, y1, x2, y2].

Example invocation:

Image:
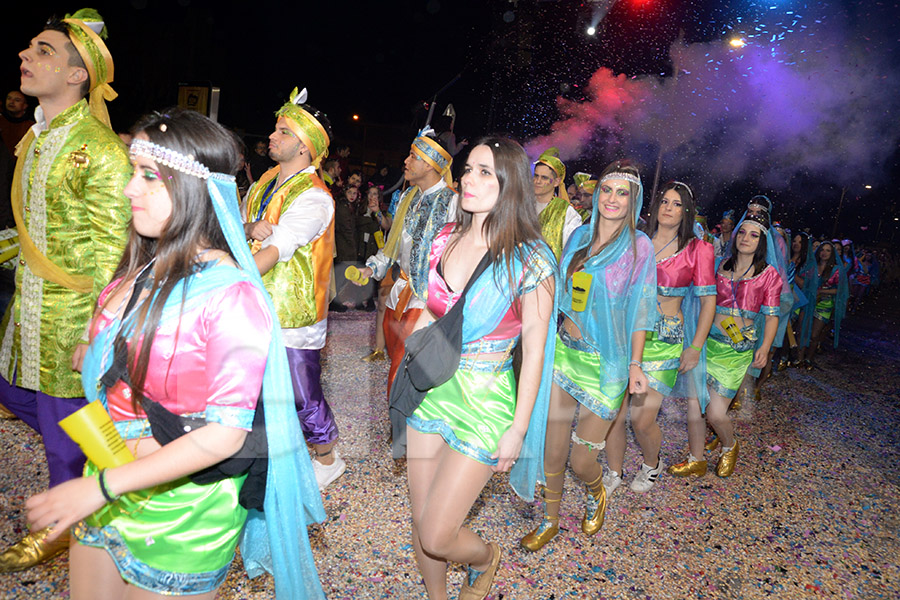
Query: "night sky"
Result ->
[[3, 0, 899, 243]]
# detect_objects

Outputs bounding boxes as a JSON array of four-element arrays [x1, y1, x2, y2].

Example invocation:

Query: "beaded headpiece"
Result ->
[[747, 194, 773, 213], [672, 180, 694, 199], [722, 209, 736, 223], [600, 171, 642, 187], [275, 87, 330, 167], [61, 8, 116, 127], [740, 211, 769, 234], [130, 138, 226, 181]]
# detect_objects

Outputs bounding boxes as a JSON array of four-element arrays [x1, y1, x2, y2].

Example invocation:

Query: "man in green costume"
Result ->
[[0, 9, 131, 572], [533, 147, 582, 260]]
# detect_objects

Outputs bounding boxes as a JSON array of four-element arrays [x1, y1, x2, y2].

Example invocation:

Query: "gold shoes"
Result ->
[[459, 541, 501, 600], [521, 517, 559, 552], [0, 528, 69, 573], [0, 404, 17, 420], [704, 435, 720, 452], [581, 473, 607, 536], [716, 439, 740, 477], [362, 349, 386, 362], [667, 457, 708, 477]]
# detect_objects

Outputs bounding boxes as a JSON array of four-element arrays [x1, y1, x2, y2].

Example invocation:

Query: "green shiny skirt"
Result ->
[[552, 331, 626, 420], [705, 332, 753, 399], [74, 461, 247, 595], [408, 355, 515, 465], [642, 331, 681, 396], [814, 296, 835, 321]]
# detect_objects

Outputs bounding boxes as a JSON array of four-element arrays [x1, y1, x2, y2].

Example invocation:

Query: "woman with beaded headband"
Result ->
[[403, 137, 556, 599], [691, 213, 782, 478], [24, 108, 325, 599], [521, 160, 657, 552], [604, 180, 716, 489]]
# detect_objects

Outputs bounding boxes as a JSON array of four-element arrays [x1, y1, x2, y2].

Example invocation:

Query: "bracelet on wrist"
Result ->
[[98, 469, 119, 503], [629, 360, 642, 368], [689, 343, 702, 352]]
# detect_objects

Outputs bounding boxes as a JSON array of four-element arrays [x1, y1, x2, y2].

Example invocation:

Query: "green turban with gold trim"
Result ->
[[62, 8, 116, 127]]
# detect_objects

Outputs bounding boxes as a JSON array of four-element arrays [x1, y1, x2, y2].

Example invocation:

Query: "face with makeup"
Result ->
[[596, 178, 631, 222], [268, 117, 305, 164], [532, 163, 558, 202], [125, 133, 173, 238], [735, 222, 762, 256], [18, 29, 85, 100], [792, 234, 803, 255]]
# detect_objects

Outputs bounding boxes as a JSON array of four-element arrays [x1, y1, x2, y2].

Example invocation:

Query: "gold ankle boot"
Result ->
[[0, 404, 17, 419], [716, 439, 740, 477], [0, 528, 69, 573], [521, 478, 562, 552], [704, 435, 720, 452], [581, 473, 607, 536], [667, 456, 708, 477]]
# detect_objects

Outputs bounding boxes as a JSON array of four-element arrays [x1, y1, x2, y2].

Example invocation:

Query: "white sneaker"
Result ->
[[602, 468, 622, 497], [630, 459, 665, 493], [313, 450, 346, 490]]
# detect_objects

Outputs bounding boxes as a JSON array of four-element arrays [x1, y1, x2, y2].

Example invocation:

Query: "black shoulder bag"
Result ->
[[389, 251, 492, 457]]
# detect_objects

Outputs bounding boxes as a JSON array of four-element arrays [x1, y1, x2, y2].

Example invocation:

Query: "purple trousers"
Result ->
[[285, 348, 338, 446], [0, 374, 88, 486]]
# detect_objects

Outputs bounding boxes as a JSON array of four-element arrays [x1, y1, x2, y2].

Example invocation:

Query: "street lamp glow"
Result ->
[[587, 26, 596, 36], [352, 114, 360, 121], [729, 37, 746, 48], [865, 184, 872, 189]]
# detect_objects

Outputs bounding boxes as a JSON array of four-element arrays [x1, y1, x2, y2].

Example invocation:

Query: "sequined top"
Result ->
[[655, 238, 716, 297], [715, 264, 783, 320], [91, 272, 272, 437], [0, 100, 131, 396]]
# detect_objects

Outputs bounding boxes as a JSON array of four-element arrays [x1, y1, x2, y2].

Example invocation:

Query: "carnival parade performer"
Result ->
[[797, 240, 849, 367], [24, 108, 326, 599], [605, 181, 716, 489], [0, 8, 132, 571], [404, 138, 555, 599], [521, 160, 657, 552], [242, 88, 345, 490], [532, 147, 582, 260], [356, 129, 456, 448], [698, 213, 782, 477]]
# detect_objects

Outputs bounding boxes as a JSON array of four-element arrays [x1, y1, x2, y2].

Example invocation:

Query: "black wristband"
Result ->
[[98, 469, 119, 503]]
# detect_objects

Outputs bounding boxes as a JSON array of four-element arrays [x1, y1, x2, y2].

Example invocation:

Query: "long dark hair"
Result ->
[[107, 107, 240, 412], [450, 136, 544, 300], [723, 220, 768, 276], [566, 160, 641, 282], [644, 180, 696, 251], [816, 241, 838, 277], [791, 232, 809, 265]]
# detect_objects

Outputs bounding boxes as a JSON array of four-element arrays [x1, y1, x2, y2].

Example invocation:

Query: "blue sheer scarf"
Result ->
[[555, 176, 658, 409], [457, 240, 557, 501], [206, 176, 326, 599]]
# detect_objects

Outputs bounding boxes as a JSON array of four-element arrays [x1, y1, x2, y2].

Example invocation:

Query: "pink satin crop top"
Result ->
[[656, 237, 716, 296], [426, 225, 522, 342], [715, 264, 783, 317], [91, 274, 273, 431]]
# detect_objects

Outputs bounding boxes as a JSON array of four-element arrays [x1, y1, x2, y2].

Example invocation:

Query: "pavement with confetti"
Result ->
[[1, 306, 898, 599]]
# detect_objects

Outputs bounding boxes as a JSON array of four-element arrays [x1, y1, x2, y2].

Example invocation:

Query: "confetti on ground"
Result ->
[[1, 301, 898, 599]]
